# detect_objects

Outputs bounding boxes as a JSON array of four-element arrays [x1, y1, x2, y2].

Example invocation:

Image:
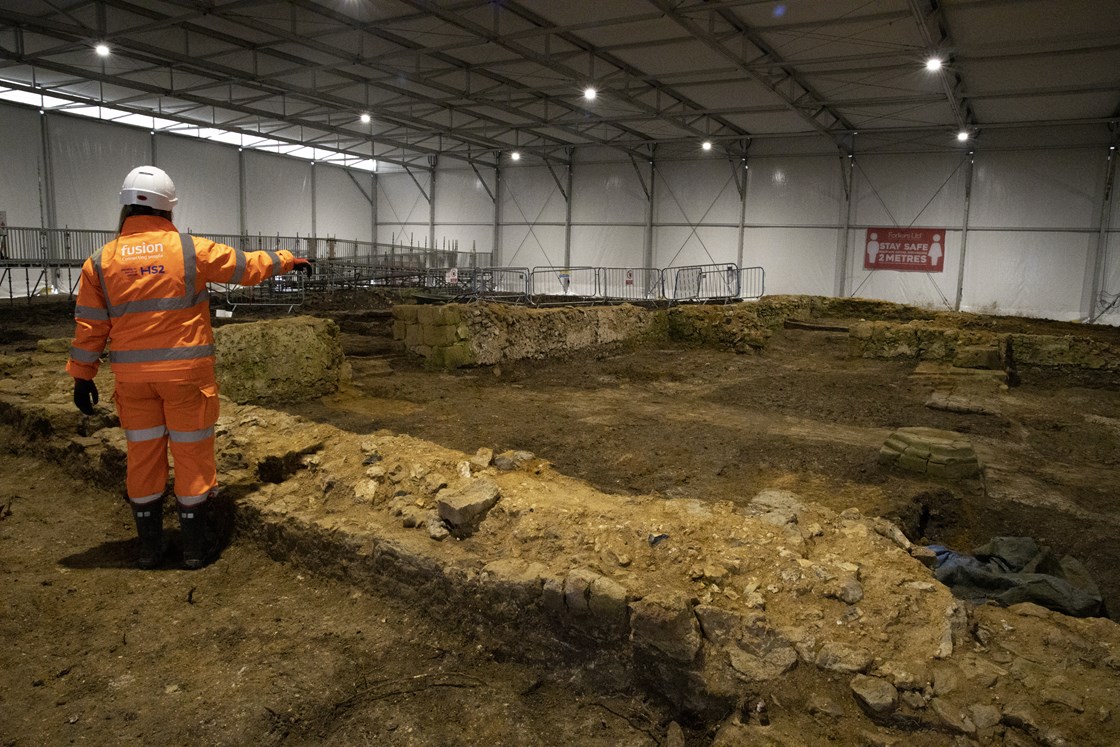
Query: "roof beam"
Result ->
[[907, 0, 975, 132], [647, 0, 856, 148]]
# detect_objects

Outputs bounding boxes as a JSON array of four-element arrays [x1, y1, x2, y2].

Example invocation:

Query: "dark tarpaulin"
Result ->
[[929, 536, 1104, 618]]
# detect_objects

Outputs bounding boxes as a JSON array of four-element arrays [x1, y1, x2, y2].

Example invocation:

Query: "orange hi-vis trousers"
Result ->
[[114, 371, 220, 507]]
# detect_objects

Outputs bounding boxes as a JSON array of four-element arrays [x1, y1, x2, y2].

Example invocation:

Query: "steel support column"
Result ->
[[835, 152, 854, 298], [1085, 141, 1118, 321], [954, 153, 975, 311]]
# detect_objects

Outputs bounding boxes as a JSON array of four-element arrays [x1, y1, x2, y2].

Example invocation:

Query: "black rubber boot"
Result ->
[[179, 502, 219, 570], [130, 500, 164, 570]]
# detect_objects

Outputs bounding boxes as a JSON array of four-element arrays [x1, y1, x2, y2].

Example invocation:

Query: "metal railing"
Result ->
[[739, 266, 766, 300], [417, 267, 533, 304], [529, 266, 598, 304], [0, 227, 766, 308], [670, 263, 742, 301], [0, 226, 492, 303], [599, 267, 664, 303]]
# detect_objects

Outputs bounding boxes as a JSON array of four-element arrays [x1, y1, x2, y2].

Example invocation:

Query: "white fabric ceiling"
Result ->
[[0, 0, 1117, 169]]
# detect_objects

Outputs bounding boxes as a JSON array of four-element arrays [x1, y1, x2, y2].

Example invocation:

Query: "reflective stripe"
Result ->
[[169, 426, 214, 443], [69, 346, 101, 363], [230, 249, 248, 285], [91, 249, 111, 308], [106, 289, 208, 318], [178, 493, 209, 508], [125, 425, 168, 442], [265, 250, 282, 277], [105, 234, 207, 318], [180, 234, 197, 294], [109, 344, 214, 364], [75, 304, 109, 321], [130, 493, 163, 506]]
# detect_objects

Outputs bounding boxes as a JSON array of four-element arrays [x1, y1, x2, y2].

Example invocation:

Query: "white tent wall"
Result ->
[[376, 170, 430, 249], [743, 154, 845, 297], [1099, 155, 1120, 325], [501, 164, 566, 268], [3, 100, 1118, 325], [570, 152, 648, 268], [48, 114, 150, 231], [845, 152, 970, 310], [0, 105, 46, 227], [1100, 226, 1120, 326], [155, 134, 240, 236], [313, 164, 374, 253], [242, 151, 311, 241], [653, 159, 741, 268], [433, 161, 494, 258], [963, 147, 1107, 320]]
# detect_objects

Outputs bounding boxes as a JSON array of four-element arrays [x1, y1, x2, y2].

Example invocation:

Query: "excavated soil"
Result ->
[[3, 296, 1120, 746]]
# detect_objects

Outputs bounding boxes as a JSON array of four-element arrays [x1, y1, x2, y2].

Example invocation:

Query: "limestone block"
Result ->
[[494, 450, 534, 470], [470, 447, 493, 469], [851, 674, 899, 716], [849, 321, 874, 339], [563, 568, 596, 614], [437, 342, 475, 370], [422, 324, 458, 347], [815, 642, 873, 673], [481, 559, 548, 608], [727, 645, 798, 683], [930, 698, 977, 735], [391, 320, 407, 340], [35, 338, 70, 353], [587, 574, 629, 629], [694, 605, 742, 646], [214, 316, 345, 405], [0, 354, 32, 376], [629, 591, 702, 663], [393, 304, 419, 323], [542, 578, 565, 616], [880, 427, 980, 480], [439, 305, 463, 325], [415, 304, 443, 326], [1011, 333, 1120, 372], [954, 345, 1003, 370], [404, 323, 422, 347], [436, 477, 500, 532]]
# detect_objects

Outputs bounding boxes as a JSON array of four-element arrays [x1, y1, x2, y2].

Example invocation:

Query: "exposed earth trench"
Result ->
[[2, 297, 1120, 746]]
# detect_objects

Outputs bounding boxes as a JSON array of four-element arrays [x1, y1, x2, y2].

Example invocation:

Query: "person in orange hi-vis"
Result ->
[[66, 166, 313, 570]]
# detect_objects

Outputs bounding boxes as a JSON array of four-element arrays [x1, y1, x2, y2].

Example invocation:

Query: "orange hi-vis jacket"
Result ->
[[67, 215, 296, 382]]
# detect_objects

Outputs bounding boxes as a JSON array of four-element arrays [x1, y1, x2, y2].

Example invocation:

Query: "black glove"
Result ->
[[291, 257, 315, 276], [73, 378, 99, 416]]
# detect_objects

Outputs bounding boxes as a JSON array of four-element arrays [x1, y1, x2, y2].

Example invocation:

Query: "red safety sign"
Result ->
[[863, 227, 945, 272]]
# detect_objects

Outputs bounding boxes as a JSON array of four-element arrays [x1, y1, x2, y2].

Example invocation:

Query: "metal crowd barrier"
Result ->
[[0, 227, 767, 307], [222, 274, 306, 312], [599, 267, 664, 303], [529, 266, 598, 305], [739, 266, 766, 300], [670, 263, 742, 302]]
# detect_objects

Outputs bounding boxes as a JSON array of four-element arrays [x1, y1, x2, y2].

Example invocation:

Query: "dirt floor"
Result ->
[[3, 295, 1120, 746], [0, 451, 671, 746]]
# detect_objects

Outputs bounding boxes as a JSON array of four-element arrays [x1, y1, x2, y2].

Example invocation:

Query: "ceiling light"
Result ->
[[583, 87, 597, 101], [925, 57, 942, 72], [702, 140, 712, 151], [511, 151, 521, 161], [95, 43, 110, 57], [360, 113, 371, 124], [957, 130, 969, 142]]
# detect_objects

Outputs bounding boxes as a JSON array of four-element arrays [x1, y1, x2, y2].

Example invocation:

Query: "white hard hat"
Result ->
[[119, 165, 178, 211]]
